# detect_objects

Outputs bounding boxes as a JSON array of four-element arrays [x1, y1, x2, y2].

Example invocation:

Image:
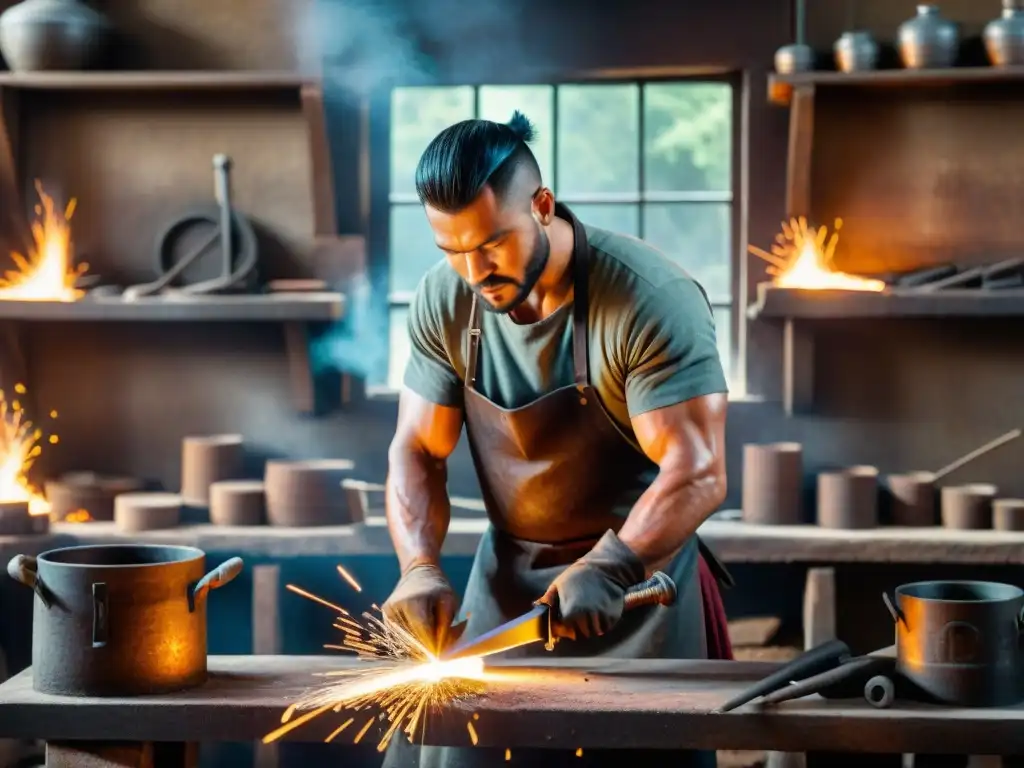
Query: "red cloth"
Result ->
[[699, 555, 733, 660]]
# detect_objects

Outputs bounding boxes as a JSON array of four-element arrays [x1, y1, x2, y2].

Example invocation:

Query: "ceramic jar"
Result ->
[[774, 43, 815, 74], [984, 0, 1024, 66], [897, 4, 959, 69], [834, 30, 881, 73], [0, 0, 109, 72]]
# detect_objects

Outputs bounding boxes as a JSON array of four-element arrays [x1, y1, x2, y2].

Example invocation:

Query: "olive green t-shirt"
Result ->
[[403, 215, 729, 436]]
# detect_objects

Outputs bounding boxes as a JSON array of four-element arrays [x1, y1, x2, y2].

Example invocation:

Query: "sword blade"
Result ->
[[440, 604, 549, 661]]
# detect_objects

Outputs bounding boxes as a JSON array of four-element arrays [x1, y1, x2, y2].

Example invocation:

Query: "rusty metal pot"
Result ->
[[883, 580, 1024, 706], [6, 544, 243, 696]]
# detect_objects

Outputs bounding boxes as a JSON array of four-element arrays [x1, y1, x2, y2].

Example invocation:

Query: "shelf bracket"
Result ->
[[782, 318, 814, 416], [283, 322, 340, 417]]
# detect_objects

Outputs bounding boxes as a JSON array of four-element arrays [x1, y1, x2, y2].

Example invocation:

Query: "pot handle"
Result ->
[[882, 592, 907, 627], [189, 556, 244, 613], [6, 554, 51, 608]]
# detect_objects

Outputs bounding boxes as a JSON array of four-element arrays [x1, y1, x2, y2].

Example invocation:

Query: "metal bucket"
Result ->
[[884, 580, 1024, 706], [7, 544, 243, 696]]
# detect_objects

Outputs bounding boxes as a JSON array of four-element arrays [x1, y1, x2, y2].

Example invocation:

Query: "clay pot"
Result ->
[[897, 4, 959, 69], [834, 30, 880, 73], [941, 484, 996, 530], [774, 43, 815, 74], [0, 0, 109, 72], [985, 0, 1024, 66]]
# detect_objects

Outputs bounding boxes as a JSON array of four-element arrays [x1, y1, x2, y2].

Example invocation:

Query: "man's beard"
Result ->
[[473, 224, 550, 314]]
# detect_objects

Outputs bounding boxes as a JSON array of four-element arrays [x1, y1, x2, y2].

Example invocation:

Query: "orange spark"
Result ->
[[285, 584, 348, 615], [337, 563, 362, 592]]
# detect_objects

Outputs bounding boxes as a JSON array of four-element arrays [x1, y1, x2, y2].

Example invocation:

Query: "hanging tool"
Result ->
[[441, 571, 677, 662], [123, 154, 258, 300], [716, 639, 852, 713]]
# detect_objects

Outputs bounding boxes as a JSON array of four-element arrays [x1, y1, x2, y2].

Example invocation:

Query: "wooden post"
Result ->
[[802, 567, 836, 650], [252, 564, 281, 768]]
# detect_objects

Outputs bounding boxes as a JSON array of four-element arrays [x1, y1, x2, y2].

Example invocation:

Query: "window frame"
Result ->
[[366, 70, 744, 397]]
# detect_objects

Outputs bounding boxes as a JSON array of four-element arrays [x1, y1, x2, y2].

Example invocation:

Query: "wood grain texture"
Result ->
[[19, 89, 317, 285], [750, 286, 1024, 320], [0, 656, 1022, 754], [8, 518, 1024, 563], [811, 87, 1024, 275]]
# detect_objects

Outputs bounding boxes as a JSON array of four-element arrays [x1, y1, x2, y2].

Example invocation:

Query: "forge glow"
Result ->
[[0, 182, 88, 302], [0, 384, 57, 517], [749, 216, 886, 292]]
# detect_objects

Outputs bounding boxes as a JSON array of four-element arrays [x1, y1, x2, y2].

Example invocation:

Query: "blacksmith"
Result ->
[[382, 111, 731, 768]]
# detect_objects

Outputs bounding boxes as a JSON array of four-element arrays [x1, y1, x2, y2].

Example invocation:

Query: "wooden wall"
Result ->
[[9, 0, 1023, 517]]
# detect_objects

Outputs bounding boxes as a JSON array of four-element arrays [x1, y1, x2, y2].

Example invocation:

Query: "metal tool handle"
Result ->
[[624, 571, 677, 610], [190, 556, 244, 612]]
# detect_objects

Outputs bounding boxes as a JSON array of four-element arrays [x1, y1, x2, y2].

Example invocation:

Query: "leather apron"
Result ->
[[384, 207, 717, 768]]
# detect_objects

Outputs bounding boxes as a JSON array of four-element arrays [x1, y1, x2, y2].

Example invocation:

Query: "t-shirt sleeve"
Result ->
[[623, 277, 729, 417], [402, 273, 464, 408]]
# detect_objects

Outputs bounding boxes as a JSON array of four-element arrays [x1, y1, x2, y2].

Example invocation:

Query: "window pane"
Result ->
[[391, 86, 475, 196], [713, 305, 733, 386], [389, 204, 442, 294], [388, 307, 411, 391], [571, 204, 640, 238], [557, 84, 639, 195], [479, 86, 555, 186], [643, 83, 732, 193], [642, 203, 731, 300]]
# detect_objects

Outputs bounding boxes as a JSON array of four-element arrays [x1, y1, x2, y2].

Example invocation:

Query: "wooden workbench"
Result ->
[[0, 655, 1021, 763]]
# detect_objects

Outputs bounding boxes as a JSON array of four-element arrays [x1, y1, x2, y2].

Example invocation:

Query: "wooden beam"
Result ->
[[782, 318, 814, 416], [2, 656, 1024, 755], [300, 84, 337, 237], [251, 567, 280, 768], [784, 85, 814, 219], [802, 567, 837, 651]]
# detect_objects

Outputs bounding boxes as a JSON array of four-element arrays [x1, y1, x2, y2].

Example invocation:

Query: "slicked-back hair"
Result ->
[[414, 111, 542, 214]]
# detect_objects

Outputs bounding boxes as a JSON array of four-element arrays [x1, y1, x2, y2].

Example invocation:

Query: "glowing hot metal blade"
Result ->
[[441, 604, 550, 661]]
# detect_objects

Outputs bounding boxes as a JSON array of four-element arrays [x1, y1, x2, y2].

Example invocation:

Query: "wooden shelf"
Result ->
[[748, 284, 1024, 415], [748, 284, 1024, 320], [0, 291, 343, 322], [768, 66, 1024, 105], [0, 70, 314, 93]]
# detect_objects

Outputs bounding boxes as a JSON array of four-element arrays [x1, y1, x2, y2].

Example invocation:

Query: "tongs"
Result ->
[[717, 639, 896, 712]]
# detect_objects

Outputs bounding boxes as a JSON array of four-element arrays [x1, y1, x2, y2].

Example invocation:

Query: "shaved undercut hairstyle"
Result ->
[[414, 111, 542, 214]]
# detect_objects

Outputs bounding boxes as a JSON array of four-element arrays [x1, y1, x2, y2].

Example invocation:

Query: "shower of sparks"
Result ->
[[748, 216, 886, 292], [0, 384, 58, 516], [262, 564, 494, 754]]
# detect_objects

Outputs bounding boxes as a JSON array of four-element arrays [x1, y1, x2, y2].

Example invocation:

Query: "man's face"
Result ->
[[424, 186, 550, 314]]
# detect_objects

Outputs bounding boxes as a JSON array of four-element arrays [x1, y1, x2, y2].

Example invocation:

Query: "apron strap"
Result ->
[[466, 295, 482, 390], [569, 212, 590, 391]]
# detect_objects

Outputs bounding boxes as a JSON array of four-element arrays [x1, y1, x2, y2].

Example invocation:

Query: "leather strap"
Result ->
[[465, 203, 592, 393]]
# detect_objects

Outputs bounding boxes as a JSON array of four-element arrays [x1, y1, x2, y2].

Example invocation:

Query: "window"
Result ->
[[386, 81, 734, 390]]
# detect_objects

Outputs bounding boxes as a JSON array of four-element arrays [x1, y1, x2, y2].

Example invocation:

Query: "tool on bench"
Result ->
[[718, 639, 899, 712], [123, 154, 258, 300], [441, 571, 678, 662]]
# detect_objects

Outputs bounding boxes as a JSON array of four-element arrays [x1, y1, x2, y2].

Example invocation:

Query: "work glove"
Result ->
[[538, 530, 646, 641], [381, 563, 464, 655]]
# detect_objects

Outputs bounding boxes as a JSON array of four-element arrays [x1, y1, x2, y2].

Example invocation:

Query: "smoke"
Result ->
[[309, 270, 391, 382], [292, 0, 530, 96], [294, 0, 530, 384]]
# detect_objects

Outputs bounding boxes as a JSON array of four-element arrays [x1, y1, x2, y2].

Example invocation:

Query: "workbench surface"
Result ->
[[7, 516, 1024, 563], [0, 656, 1021, 755]]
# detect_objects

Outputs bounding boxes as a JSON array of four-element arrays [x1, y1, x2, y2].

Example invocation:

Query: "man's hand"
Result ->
[[381, 563, 462, 654], [538, 530, 646, 641]]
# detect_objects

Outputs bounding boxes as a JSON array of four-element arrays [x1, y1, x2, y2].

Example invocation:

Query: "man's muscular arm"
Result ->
[[382, 388, 465, 652], [386, 388, 464, 572], [616, 392, 728, 568]]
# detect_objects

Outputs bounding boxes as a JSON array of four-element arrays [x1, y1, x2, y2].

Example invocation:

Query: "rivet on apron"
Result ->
[[579, 396, 588, 405]]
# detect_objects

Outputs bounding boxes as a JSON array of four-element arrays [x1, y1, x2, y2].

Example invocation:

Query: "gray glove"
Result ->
[[539, 530, 646, 641], [381, 563, 464, 655]]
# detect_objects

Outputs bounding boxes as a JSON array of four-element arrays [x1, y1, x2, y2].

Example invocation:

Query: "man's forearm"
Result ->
[[386, 444, 452, 573], [616, 461, 726, 569]]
